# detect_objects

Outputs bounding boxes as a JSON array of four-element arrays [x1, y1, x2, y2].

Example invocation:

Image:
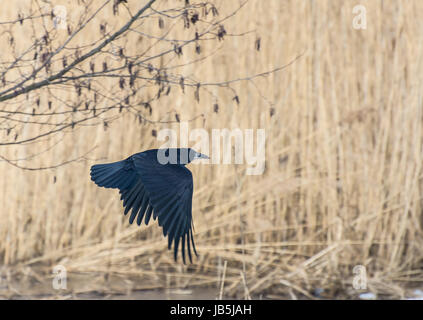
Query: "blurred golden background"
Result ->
[[0, 0, 422, 299]]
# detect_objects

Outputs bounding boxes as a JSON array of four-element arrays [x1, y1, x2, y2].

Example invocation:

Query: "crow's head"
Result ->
[[156, 148, 209, 165]]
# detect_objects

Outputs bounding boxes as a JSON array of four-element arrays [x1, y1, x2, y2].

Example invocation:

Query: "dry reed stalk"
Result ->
[[0, 0, 422, 299]]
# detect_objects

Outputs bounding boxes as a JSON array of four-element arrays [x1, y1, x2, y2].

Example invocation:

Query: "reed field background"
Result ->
[[0, 0, 423, 299]]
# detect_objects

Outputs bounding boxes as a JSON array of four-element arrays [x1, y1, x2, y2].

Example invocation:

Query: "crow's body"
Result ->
[[90, 148, 208, 263]]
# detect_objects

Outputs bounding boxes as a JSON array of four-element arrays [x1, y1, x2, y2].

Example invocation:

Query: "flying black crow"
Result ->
[[90, 148, 208, 263]]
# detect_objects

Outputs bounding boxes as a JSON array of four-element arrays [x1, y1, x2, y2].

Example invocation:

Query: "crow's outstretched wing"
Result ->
[[90, 152, 197, 263]]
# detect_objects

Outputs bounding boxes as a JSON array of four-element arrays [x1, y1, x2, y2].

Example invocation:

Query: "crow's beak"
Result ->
[[196, 153, 209, 160]]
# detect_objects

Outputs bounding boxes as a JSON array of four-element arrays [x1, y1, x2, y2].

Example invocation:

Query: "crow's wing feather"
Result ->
[[90, 158, 151, 227], [132, 152, 196, 263]]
